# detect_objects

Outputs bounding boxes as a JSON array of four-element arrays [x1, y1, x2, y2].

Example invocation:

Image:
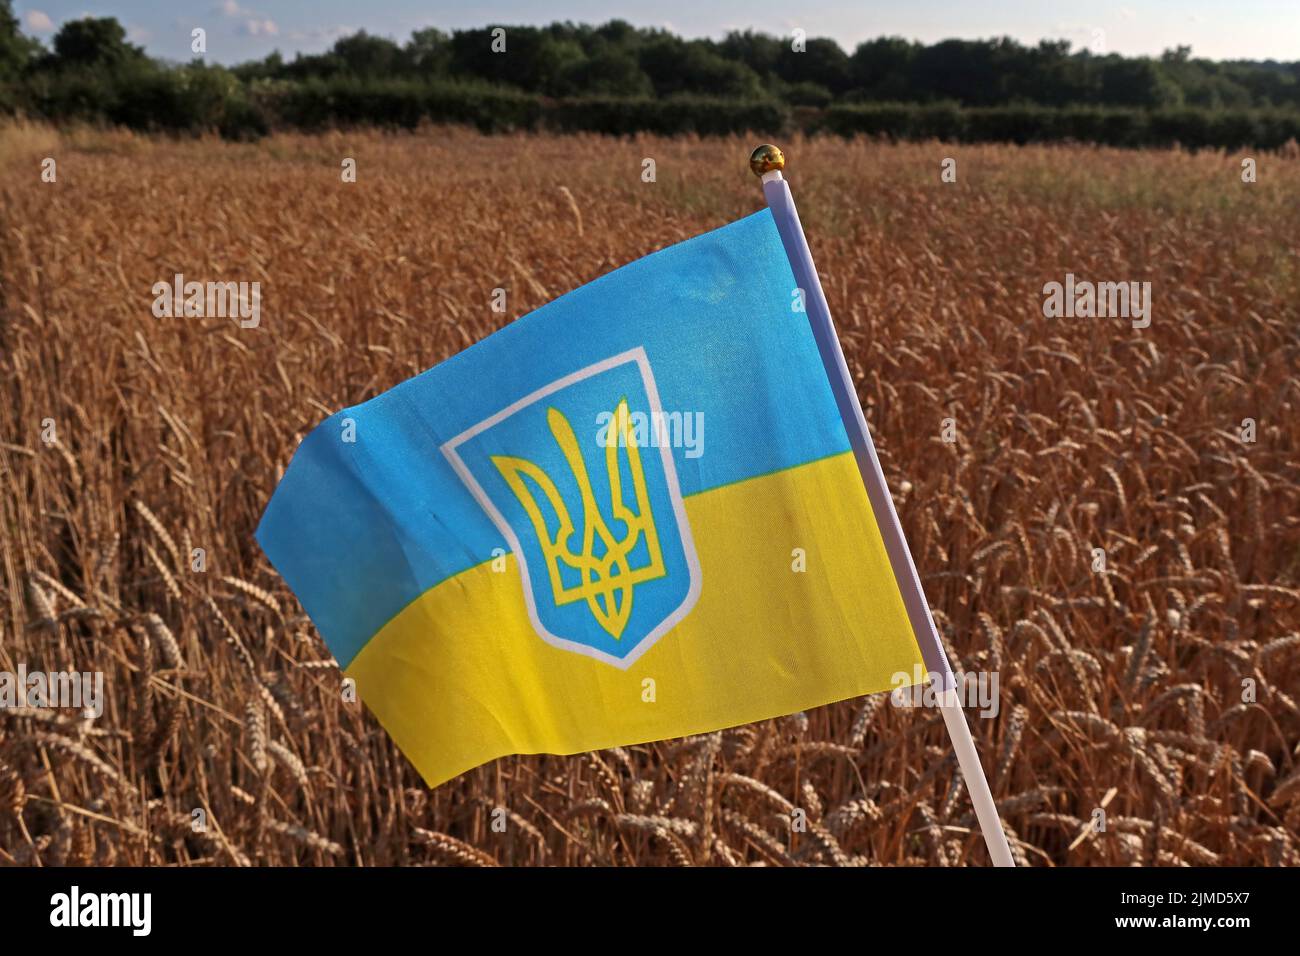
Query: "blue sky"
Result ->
[[12, 1, 1300, 63]]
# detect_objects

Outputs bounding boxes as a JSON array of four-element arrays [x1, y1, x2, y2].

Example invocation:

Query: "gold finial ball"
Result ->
[[749, 144, 785, 177]]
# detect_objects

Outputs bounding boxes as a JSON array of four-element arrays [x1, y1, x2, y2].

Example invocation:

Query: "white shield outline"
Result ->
[[441, 346, 702, 669]]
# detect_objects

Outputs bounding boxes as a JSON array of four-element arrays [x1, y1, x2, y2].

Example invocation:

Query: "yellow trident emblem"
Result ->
[[491, 399, 666, 640]]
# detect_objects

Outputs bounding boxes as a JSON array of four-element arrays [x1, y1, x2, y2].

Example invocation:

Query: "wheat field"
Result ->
[[0, 124, 1297, 866]]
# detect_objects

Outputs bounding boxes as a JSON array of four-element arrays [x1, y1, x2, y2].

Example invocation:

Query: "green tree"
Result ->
[[52, 16, 144, 67], [330, 31, 403, 76], [450, 25, 585, 95], [1, 0, 39, 74], [559, 47, 651, 97], [1, 0, 41, 108], [910, 39, 1006, 105], [719, 30, 784, 80], [1099, 57, 1183, 108], [406, 27, 451, 75], [775, 37, 852, 94], [638, 35, 765, 99], [850, 37, 919, 100]]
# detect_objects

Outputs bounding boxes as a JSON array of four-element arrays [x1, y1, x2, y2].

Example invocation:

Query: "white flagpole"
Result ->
[[752, 144, 1016, 867]]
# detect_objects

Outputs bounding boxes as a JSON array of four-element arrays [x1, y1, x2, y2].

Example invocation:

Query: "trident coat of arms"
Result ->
[[442, 348, 701, 667]]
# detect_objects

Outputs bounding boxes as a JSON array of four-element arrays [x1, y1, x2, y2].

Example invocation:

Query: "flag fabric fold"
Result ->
[[257, 208, 924, 787]]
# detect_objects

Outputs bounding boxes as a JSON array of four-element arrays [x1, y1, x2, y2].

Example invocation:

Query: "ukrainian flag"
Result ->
[[257, 209, 924, 787]]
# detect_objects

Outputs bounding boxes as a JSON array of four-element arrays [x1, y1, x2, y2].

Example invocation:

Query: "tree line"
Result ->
[[3, 5, 1298, 147]]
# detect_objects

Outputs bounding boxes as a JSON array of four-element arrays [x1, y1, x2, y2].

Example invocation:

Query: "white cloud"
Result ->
[[221, 1, 277, 36], [24, 10, 55, 32], [287, 25, 353, 43], [240, 18, 279, 37]]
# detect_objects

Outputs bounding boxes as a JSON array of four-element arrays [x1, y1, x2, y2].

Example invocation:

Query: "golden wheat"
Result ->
[[0, 124, 1296, 865]]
